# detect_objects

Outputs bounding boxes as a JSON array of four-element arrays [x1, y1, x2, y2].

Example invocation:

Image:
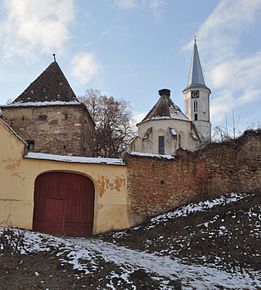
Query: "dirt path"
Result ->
[[69, 238, 261, 290]]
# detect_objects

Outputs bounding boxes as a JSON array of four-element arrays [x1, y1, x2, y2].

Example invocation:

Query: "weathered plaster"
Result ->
[[0, 119, 129, 234]]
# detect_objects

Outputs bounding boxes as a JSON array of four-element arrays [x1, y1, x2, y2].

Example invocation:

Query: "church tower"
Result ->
[[183, 37, 211, 140]]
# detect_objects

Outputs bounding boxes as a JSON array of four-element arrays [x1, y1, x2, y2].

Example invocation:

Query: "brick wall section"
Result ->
[[126, 130, 261, 225], [2, 104, 95, 156]]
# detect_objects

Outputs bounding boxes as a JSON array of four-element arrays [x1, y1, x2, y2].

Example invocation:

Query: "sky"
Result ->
[[0, 0, 260, 134]]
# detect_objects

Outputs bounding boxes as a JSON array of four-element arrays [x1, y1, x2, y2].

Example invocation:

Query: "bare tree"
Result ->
[[79, 89, 135, 158]]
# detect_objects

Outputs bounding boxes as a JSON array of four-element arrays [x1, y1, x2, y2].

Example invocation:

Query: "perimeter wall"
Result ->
[[1, 116, 260, 233], [126, 130, 261, 225]]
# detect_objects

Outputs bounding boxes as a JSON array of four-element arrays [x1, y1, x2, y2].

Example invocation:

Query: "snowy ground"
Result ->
[[0, 192, 260, 289]]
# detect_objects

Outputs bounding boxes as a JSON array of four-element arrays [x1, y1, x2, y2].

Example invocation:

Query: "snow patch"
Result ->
[[129, 151, 175, 160], [2, 101, 81, 107], [146, 192, 248, 230], [24, 152, 125, 166]]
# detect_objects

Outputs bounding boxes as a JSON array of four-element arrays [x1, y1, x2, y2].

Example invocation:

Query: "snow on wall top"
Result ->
[[24, 152, 125, 166], [129, 151, 175, 160], [2, 101, 81, 107]]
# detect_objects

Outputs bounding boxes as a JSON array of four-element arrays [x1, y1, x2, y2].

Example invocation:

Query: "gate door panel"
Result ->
[[33, 172, 94, 236], [45, 198, 64, 234]]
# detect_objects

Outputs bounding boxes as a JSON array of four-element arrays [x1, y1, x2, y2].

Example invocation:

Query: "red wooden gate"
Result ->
[[33, 172, 94, 236]]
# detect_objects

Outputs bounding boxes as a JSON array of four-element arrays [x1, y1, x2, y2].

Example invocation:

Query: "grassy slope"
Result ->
[[102, 192, 261, 273]]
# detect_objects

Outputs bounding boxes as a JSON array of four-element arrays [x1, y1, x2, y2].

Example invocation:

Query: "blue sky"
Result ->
[[0, 0, 260, 134]]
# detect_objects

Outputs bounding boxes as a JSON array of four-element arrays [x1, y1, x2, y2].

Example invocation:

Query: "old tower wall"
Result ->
[[2, 104, 94, 156]]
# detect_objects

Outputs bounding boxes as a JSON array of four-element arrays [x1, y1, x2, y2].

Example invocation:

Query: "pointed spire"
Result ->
[[183, 37, 210, 92], [189, 36, 205, 86]]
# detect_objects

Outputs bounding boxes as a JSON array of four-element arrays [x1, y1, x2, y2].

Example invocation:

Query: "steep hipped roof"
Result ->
[[141, 89, 188, 123], [12, 61, 79, 103], [183, 38, 210, 93]]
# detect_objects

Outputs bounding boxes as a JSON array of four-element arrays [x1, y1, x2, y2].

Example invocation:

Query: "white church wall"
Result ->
[[183, 87, 211, 140], [132, 118, 199, 155]]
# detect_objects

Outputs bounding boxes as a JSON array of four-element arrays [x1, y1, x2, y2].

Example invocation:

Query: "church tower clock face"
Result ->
[[191, 90, 199, 98]]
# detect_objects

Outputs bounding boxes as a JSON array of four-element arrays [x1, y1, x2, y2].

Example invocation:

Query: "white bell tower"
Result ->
[[183, 37, 211, 141]]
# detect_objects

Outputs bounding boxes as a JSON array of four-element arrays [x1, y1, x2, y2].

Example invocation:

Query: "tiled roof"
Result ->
[[141, 89, 188, 123], [12, 61, 79, 103]]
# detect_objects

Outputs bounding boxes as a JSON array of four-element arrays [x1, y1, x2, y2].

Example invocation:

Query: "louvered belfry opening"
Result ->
[[33, 172, 95, 236]]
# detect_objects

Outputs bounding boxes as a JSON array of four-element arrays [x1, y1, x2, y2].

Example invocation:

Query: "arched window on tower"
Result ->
[[194, 100, 198, 112], [158, 136, 165, 155]]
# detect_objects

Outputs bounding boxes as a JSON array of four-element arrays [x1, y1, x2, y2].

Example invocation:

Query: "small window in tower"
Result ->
[[38, 114, 47, 121], [158, 136, 165, 155], [63, 112, 68, 120], [194, 100, 198, 112], [22, 116, 25, 121], [194, 113, 198, 121], [26, 140, 35, 151], [178, 134, 181, 148]]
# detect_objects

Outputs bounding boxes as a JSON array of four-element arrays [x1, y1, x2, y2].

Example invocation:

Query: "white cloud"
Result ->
[[113, 0, 138, 9], [113, 0, 164, 19], [197, 0, 261, 63], [209, 52, 261, 91], [210, 90, 235, 123], [210, 52, 261, 125], [147, 0, 164, 19], [0, 0, 74, 58], [133, 111, 147, 124], [238, 89, 261, 106], [187, 0, 261, 127], [71, 52, 102, 85]]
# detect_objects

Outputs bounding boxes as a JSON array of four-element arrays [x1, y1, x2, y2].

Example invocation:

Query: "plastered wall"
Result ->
[[132, 119, 200, 155], [0, 119, 129, 234]]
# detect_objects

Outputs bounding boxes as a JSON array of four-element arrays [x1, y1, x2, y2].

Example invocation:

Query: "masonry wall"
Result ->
[[1, 115, 260, 233], [2, 104, 94, 156], [126, 130, 261, 225]]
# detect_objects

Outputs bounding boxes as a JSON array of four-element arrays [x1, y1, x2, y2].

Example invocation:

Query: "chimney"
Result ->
[[158, 89, 171, 97]]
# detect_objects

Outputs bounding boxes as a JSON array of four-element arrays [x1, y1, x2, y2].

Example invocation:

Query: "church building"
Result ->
[[131, 38, 211, 155], [1, 59, 95, 156]]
